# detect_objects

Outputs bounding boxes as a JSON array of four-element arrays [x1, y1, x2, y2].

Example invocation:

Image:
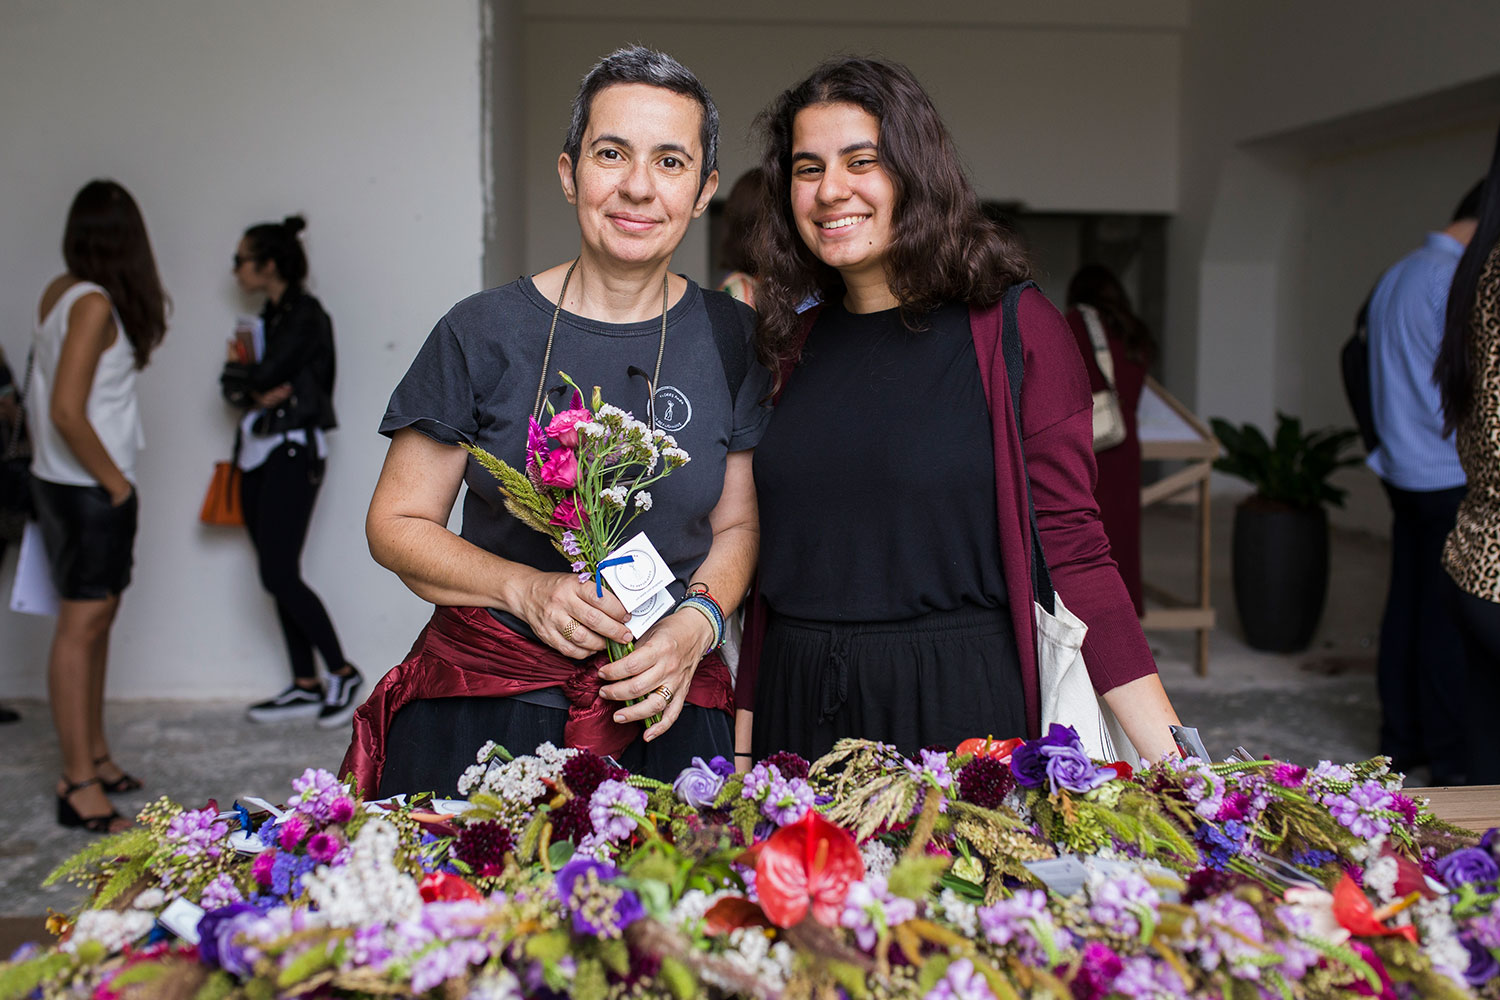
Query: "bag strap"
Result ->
[[999, 280, 1057, 615], [702, 287, 750, 408], [1077, 304, 1118, 391], [6, 350, 35, 456]]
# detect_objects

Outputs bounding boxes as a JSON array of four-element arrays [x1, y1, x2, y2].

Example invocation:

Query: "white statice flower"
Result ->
[[622, 416, 651, 439], [668, 888, 733, 935], [302, 818, 422, 928], [466, 968, 524, 1000], [860, 839, 898, 880], [600, 485, 628, 510], [634, 491, 653, 511], [131, 887, 166, 911], [661, 447, 690, 469], [580, 421, 608, 439], [701, 926, 796, 993], [63, 910, 154, 954], [936, 888, 980, 938], [1413, 896, 1469, 987], [595, 404, 628, 429], [1362, 854, 1399, 903]]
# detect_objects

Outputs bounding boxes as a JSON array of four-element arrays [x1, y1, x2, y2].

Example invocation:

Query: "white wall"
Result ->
[[0, 1, 486, 698], [519, 5, 1183, 279]]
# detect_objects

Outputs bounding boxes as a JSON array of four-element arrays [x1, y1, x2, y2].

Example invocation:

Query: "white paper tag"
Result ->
[[157, 897, 206, 944], [599, 532, 674, 613], [1023, 855, 1090, 897], [623, 586, 674, 635]]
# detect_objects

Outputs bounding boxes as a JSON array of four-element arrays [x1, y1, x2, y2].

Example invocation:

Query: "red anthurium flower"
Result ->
[[955, 736, 1024, 764], [703, 896, 774, 935], [1104, 761, 1134, 781], [753, 810, 864, 928], [1379, 845, 1439, 901], [1331, 874, 1419, 943], [419, 872, 483, 903]]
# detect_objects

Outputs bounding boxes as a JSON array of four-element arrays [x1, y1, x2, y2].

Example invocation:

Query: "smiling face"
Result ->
[[789, 101, 897, 299], [559, 82, 718, 272]]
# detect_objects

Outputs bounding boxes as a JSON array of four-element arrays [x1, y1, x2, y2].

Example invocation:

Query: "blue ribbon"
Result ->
[[594, 554, 635, 598]]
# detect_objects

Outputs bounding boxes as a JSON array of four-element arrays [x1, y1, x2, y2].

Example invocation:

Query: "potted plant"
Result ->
[[1208, 413, 1361, 652]]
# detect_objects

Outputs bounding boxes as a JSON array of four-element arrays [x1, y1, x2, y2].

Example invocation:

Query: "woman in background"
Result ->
[[1065, 264, 1155, 616], [718, 168, 768, 309], [743, 57, 1179, 763], [222, 216, 360, 729], [1435, 121, 1500, 784], [29, 180, 167, 831]]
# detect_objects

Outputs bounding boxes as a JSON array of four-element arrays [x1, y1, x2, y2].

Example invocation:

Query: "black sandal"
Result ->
[[57, 776, 125, 833], [94, 755, 144, 793]]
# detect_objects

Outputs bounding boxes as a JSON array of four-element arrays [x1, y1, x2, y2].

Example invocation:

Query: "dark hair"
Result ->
[[1452, 179, 1486, 223], [1437, 128, 1500, 434], [718, 168, 767, 275], [750, 56, 1031, 372], [1066, 264, 1157, 366], [562, 45, 719, 193], [62, 180, 169, 369], [243, 215, 309, 290]]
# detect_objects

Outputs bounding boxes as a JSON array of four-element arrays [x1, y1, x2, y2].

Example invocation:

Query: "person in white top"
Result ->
[[27, 180, 168, 833]]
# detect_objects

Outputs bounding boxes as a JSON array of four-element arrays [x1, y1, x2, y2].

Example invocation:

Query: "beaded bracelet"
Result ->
[[676, 594, 725, 653]]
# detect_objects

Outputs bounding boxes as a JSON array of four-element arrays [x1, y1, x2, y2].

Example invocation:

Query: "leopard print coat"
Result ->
[[1444, 242, 1500, 600]]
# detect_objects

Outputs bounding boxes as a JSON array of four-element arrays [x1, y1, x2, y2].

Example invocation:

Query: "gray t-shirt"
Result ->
[[382, 276, 771, 651]]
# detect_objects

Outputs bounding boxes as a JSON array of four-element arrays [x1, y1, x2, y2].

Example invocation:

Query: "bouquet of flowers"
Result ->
[[7, 730, 1499, 1000], [464, 372, 690, 660]]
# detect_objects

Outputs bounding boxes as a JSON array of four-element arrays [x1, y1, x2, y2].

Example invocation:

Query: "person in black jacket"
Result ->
[[222, 215, 359, 728]]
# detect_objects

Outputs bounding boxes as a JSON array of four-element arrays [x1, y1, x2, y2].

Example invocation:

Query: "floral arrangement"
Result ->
[[4, 727, 1499, 1000], [463, 373, 689, 660]]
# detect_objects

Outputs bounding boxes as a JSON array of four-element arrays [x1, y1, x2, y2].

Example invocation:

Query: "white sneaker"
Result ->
[[247, 684, 324, 723]]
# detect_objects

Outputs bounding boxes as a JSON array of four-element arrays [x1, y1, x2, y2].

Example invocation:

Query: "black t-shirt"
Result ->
[[382, 277, 772, 640], [754, 300, 1007, 620]]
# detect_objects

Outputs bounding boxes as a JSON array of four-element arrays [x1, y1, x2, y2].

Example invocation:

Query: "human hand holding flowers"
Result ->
[[509, 567, 633, 658], [597, 608, 716, 738]]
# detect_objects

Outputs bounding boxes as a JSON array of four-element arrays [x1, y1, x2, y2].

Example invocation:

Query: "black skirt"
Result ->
[[378, 696, 733, 798], [751, 604, 1025, 763]]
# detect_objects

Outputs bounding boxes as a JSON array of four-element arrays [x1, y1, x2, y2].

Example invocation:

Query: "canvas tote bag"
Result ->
[[999, 283, 1139, 763], [1076, 304, 1127, 452]]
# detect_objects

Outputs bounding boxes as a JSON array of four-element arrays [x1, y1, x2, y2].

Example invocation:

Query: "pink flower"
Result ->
[[327, 796, 355, 824], [251, 850, 276, 887], [539, 448, 579, 489], [306, 832, 341, 862], [546, 408, 592, 449], [550, 497, 585, 529], [526, 416, 550, 466], [278, 816, 309, 850]]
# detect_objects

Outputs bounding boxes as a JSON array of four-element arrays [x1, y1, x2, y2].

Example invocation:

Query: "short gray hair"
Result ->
[[563, 46, 719, 192]]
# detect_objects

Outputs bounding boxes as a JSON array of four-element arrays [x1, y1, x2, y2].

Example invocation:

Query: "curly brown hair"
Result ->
[[749, 56, 1031, 376]]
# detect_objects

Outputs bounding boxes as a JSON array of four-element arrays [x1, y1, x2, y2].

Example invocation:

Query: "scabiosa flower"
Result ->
[[555, 857, 644, 939], [561, 750, 628, 800], [1270, 762, 1307, 787], [763, 751, 810, 781], [1325, 781, 1396, 839], [327, 796, 355, 824], [453, 821, 515, 878], [761, 774, 816, 826], [589, 779, 648, 843], [957, 757, 1015, 809], [923, 958, 996, 1000], [840, 873, 918, 950], [306, 831, 341, 864]]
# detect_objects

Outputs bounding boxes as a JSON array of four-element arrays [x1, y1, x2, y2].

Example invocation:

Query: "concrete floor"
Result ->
[[0, 502, 1394, 919]]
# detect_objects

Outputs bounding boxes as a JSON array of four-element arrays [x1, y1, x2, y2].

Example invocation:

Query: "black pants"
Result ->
[[1376, 482, 1468, 781], [1453, 589, 1500, 784], [240, 442, 344, 683]]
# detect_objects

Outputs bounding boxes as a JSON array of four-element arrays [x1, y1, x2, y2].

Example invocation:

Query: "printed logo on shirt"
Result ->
[[652, 385, 691, 433]]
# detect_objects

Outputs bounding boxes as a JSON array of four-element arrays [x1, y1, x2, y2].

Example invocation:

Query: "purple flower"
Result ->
[[1461, 932, 1500, 987], [166, 806, 229, 860], [671, 757, 725, 810], [289, 768, 348, 824], [1188, 895, 1265, 978], [1270, 763, 1307, 787], [761, 775, 816, 826], [1480, 826, 1499, 857], [907, 748, 954, 790], [200, 873, 243, 910], [1215, 791, 1252, 823], [1088, 871, 1159, 939], [1290, 848, 1337, 868], [1180, 767, 1225, 820], [196, 903, 259, 977], [741, 762, 780, 800], [555, 857, 644, 938], [977, 890, 1057, 964], [306, 831, 341, 863], [1435, 846, 1499, 888], [526, 416, 549, 466], [561, 530, 582, 558], [1010, 725, 1081, 789], [1043, 745, 1114, 796], [589, 779, 647, 843], [840, 873, 918, 951], [707, 755, 734, 777], [1194, 821, 1246, 872], [277, 814, 309, 850], [1111, 955, 1189, 999], [1324, 781, 1395, 839], [1068, 942, 1124, 1000], [923, 958, 997, 1000], [327, 796, 355, 824]]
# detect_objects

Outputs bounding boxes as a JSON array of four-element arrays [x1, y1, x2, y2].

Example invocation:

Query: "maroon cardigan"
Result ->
[[736, 289, 1157, 737]]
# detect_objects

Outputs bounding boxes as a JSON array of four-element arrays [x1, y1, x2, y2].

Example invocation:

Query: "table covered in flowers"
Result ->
[[2, 727, 1498, 999]]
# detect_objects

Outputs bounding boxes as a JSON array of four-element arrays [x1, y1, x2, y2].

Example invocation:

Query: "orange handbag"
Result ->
[[199, 461, 244, 526]]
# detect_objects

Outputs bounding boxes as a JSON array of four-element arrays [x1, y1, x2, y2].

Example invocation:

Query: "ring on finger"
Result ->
[[561, 618, 578, 641], [653, 683, 674, 706]]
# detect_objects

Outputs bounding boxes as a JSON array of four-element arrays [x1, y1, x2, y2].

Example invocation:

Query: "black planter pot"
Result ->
[[1230, 501, 1329, 653]]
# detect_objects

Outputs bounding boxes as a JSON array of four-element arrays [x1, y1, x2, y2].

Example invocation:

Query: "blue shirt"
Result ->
[[1366, 232, 1467, 491]]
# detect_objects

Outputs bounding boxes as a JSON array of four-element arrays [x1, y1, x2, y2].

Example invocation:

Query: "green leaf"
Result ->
[[524, 928, 572, 965], [886, 853, 951, 900], [0, 952, 73, 1000], [659, 956, 698, 1000], [547, 838, 576, 869], [597, 936, 631, 976], [192, 970, 236, 1000]]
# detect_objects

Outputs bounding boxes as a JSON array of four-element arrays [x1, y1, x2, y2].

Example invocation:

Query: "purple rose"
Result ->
[[1435, 846, 1499, 888], [1462, 932, 1500, 987], [1043, 745, 1114, 795], [672, 756, 726, 809], [196, 903, 259, 976], [1481, 826, 1500, 858], [1010, 724, 1082, 789]]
